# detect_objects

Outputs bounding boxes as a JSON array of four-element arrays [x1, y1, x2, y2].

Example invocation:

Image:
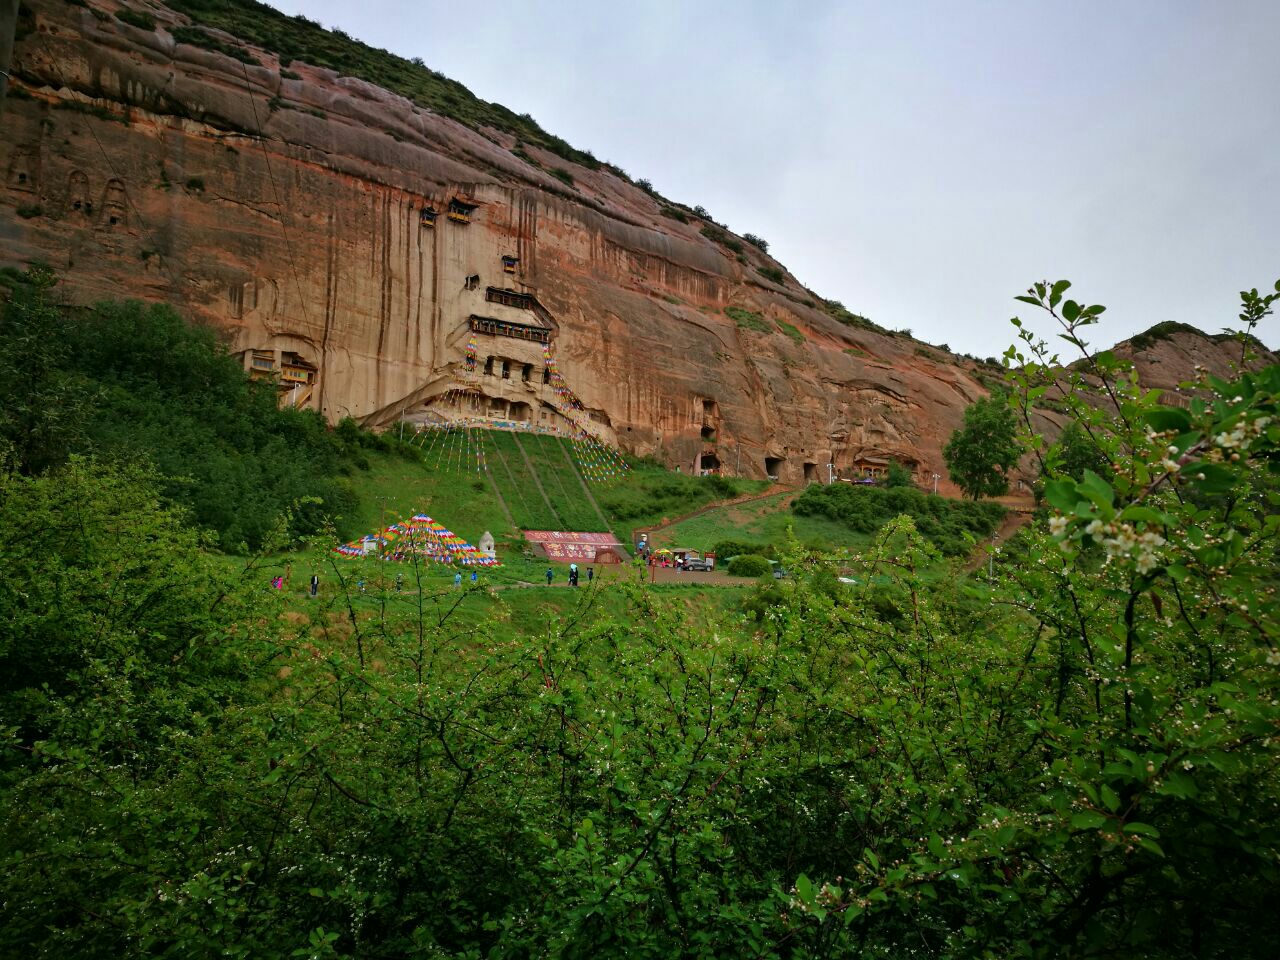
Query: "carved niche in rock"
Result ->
[[67, 170, 92, 216], [98, 178, 128, 230], [7, 146, 38, 192]]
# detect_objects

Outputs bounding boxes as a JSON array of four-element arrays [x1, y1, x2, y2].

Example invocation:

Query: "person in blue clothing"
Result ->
[[545, 567, 554, 586], [470, 570, 478, 584], [454, 571, 462, 588]]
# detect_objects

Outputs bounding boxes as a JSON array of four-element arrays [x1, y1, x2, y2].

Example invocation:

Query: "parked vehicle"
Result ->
[[684, 557, 714, 572]]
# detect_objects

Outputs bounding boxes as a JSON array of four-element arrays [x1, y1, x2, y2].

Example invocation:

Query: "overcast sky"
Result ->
[[289, 0, 1278, 357]]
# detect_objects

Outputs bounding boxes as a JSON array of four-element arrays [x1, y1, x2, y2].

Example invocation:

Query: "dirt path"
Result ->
[[632, 484, 797, 546], [964, 508, 1036, 572]]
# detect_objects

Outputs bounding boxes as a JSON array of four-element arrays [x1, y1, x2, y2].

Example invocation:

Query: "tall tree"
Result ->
[[943, 395, 1020, 499]]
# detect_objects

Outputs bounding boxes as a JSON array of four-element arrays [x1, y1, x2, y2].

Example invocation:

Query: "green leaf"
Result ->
[[1156, 771, 1199, 799], [1123, 822, 1160, 837], [1186, 462, 1236, 494], [1145, 408, 1191, 433], [1045, 478, 1079, 512], [795, 873, 814, 903], [1120, 505, 1167, 525], [1135, 836, 1165, 857], [1079, 469, 1114, 507], [1062, 300, 1081, 322], [1071, 810, 1107, 830]]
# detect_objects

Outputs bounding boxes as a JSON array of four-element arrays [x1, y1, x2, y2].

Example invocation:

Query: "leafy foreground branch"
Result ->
[[2, 280, 1278, 959]]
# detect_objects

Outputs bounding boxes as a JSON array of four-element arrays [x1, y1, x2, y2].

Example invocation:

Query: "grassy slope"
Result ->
[[652, 489, 871, 553], [332, 430, 767, 564]]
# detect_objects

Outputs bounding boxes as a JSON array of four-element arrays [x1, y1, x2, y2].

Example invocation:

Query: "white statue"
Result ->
[[478, 530, 496, 557]]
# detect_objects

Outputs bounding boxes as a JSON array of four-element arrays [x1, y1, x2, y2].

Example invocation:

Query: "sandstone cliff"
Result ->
[[1, 0, 1270, 493]]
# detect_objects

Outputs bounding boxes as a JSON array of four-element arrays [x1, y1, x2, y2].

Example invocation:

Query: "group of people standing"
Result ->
[[546, 563, 593, 587]]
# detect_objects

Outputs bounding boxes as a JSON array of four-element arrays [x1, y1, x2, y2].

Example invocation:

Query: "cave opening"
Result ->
[[765, 456, 784, 479], [803, 462, 818, 483]]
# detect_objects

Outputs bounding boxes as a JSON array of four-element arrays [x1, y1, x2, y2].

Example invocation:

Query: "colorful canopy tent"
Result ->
[[335, 514, 500, 565]]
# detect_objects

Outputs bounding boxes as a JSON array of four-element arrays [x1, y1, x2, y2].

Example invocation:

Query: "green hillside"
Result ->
[[348, 427, 765, 554]]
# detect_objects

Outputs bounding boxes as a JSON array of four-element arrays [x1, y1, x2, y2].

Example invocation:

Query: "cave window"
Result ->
[[17, 173, 26, 184], [803, 462, 818, 483], [542, 367, 551, 385], [700, 425, 715, 442], [465, 274, 480, 291], [483, 356, 494, 376], [501, 360, 510, 380], [109, 215, 119, 226], [765, 456, 784, 479], [72, 200, 81, 210], [521, 363, 532, 382]]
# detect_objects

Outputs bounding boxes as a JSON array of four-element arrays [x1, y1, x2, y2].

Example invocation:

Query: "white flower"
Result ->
[[1049, 515, 1069, 536]]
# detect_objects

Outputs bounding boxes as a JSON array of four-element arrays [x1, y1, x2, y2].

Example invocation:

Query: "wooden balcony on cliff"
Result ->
[[247, 349, 277, 377], [447, 197, 480, 224], [469, 314, 551, 344], [419, 206, 437, 227], [280, 353, 318, 385], [485, 287, 536, 309], [502, 255, 519, 274]]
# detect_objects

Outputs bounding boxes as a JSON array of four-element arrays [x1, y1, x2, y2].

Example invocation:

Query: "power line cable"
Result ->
[[237, 59, 314, 336], [45, 57, 186, 296]]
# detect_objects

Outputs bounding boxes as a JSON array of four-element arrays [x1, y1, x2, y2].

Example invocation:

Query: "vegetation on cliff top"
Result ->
[[166, 0, 603, 168]]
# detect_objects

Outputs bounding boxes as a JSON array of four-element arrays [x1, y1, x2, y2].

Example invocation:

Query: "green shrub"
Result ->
[[184, 176, 205, 191], [700, 224, 744, 254], [0, 272, 388, 549], [280, 67, 301, 80], [727, 553, 772, 577], [742, 233, 769, 252], [549, 166, 574, 186], [724, 306, 770, 333], [16, 204, 42, 219], [713, 539, 772, 560], [756, 265, 786, 285], [511, 143, 540, 167], [792, 482, 1003, 556], [169, 25, 261, 65], [1127, 319, 1240, 351], [776, 319, 804, 343], [114, 8, 156, 30], [660, 206, 688, 223]]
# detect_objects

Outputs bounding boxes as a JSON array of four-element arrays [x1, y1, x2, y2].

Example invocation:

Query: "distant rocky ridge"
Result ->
[[2, 0, 1272, 491]]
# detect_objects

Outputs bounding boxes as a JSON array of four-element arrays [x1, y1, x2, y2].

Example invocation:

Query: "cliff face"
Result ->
[[1, 1, 1269, 491]]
